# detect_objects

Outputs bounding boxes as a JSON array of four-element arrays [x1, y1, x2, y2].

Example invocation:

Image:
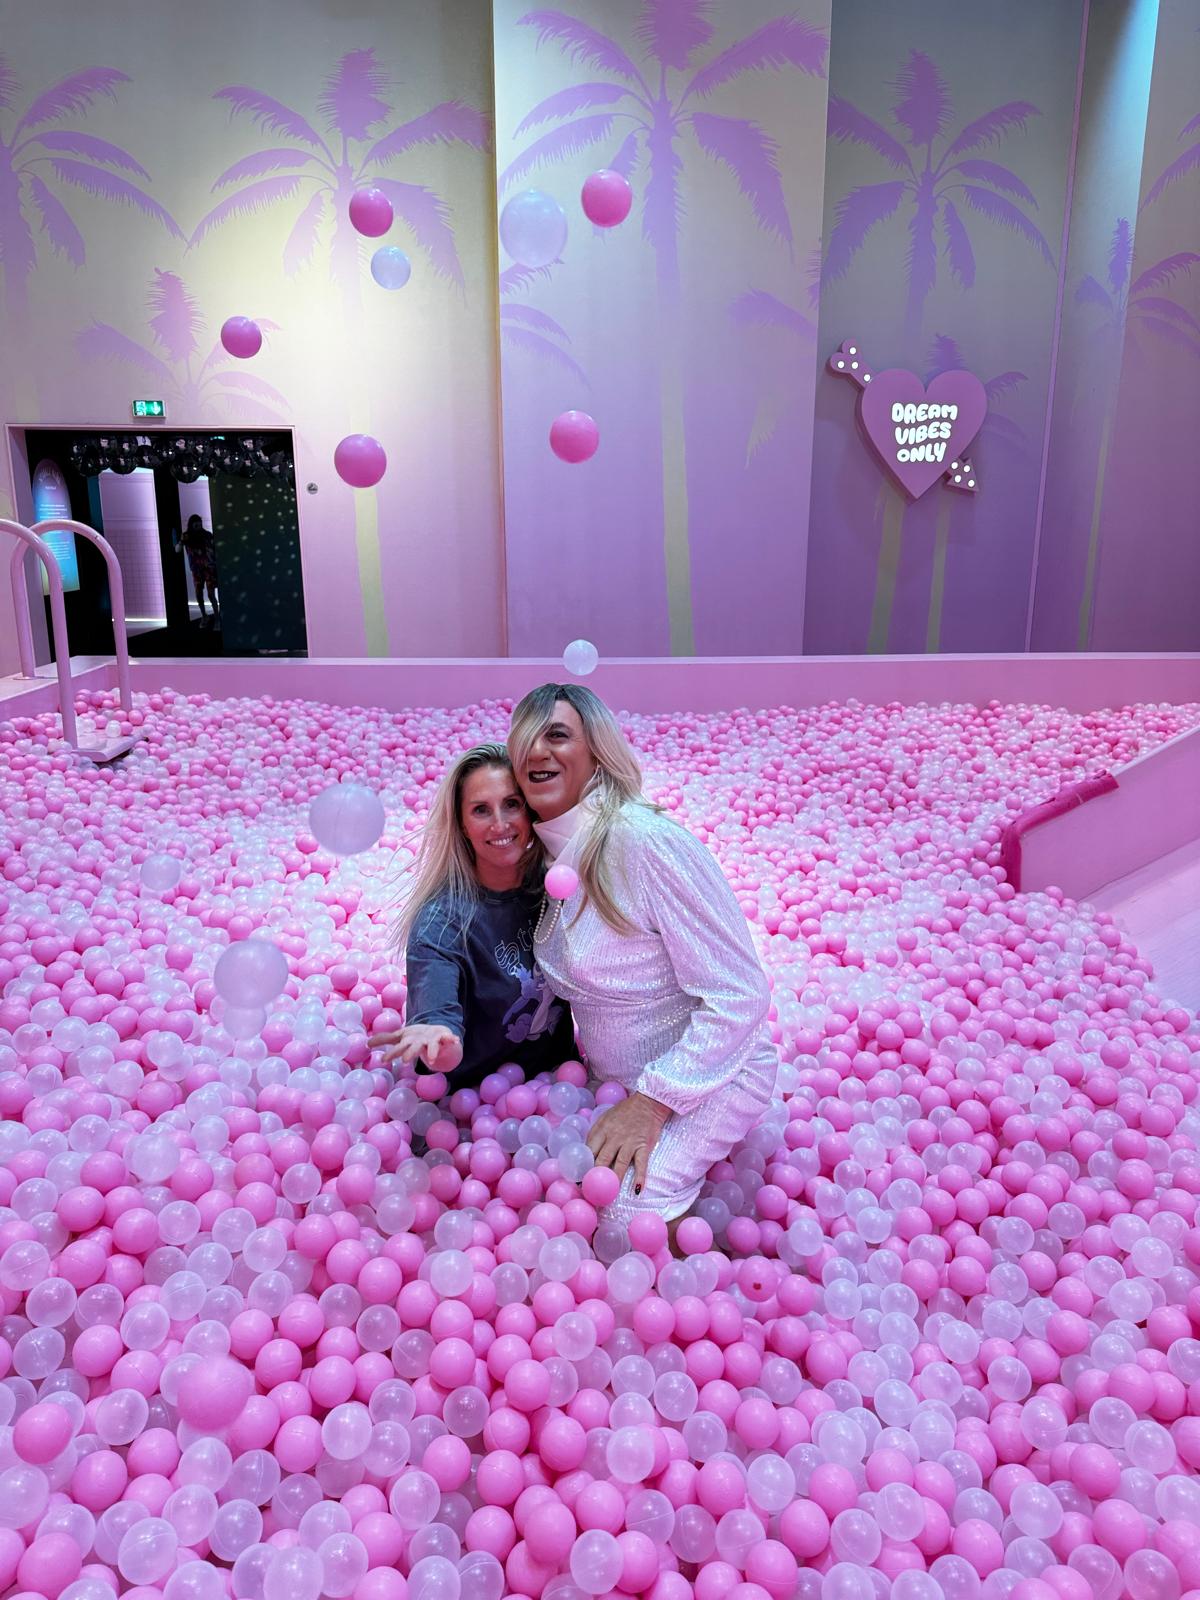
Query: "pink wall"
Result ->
[[0, 1, 1195, 674], [492, 0, 831, 659], [6, 651, 1196, 721], [0, 0, 503, 673], [1018, 724, 1200, 900]]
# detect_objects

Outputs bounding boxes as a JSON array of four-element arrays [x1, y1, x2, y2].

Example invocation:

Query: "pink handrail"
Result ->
[[32, 517, 133, 714], [1, 518, 78, 747]]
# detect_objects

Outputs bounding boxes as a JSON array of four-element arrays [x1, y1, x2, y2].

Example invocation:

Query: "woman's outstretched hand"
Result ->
[[372, 1025, 463, 1074], [586, 1091, 672, 1193]]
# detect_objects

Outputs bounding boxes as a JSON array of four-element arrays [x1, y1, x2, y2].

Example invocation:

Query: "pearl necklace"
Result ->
[[533, 892, 562, 944]]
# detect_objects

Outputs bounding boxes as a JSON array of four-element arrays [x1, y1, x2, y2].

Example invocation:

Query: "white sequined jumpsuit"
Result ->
[[534, 800, 778, 1225]]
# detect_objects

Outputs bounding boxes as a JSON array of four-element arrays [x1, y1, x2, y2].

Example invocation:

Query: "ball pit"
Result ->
[[1, 685, 1199, 1600]]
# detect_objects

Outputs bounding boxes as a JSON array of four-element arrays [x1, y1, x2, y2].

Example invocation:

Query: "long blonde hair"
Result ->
[[391, 744, 541, 951], [508, 683, 653, 935]]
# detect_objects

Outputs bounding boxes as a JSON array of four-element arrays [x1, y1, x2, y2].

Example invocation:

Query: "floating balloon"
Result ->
[[370, 246, 411, 290], [308, 781, 386, 856], [140, 853, 181, 893], [562, 638, 599, 677], [348, 187, 393, 238], [549, 410, 599, 464], [220, 318, 262, 360], [334, 434, 387, 489], [212, 938, 288, 1010], [499, 189, 567, 268], [544, 864, 579, 900], [581, 169, 633, 227]]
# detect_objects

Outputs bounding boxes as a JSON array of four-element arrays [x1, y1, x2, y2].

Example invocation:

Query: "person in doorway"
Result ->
[[373, 744, 575, 1093], [179, 514, 219, 626], [508, 683, 778, 1233]]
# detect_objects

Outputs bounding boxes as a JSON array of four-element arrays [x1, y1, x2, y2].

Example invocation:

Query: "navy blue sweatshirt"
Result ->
[[404, 884, 574, 1091]]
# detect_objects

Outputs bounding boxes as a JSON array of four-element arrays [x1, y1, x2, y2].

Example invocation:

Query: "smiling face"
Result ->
[[517, 699, 597, 821], [458, 765, 533, 891]]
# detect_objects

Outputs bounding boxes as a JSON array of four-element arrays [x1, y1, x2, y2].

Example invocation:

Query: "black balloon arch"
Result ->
[[68, 433, 294, 485]]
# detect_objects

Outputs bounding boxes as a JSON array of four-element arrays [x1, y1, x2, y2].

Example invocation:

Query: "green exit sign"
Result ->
[[131, 399, 166, 419]]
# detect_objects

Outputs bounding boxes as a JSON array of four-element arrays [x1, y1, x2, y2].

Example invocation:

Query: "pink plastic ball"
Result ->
[[544, 864, 579, 900], [581, 169, 633, 227], [175, 1354, 253, 1432], [549, 411, 599, 464], [334, 435, 388, 490], [220, 317, 262, 359], [14, 1400, 74, 1463], [348, 187, 394, 237]]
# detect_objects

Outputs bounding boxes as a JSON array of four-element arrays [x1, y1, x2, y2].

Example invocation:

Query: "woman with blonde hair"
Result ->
[[373, 743, 573, 1091], [508, 683, 777, 1227]]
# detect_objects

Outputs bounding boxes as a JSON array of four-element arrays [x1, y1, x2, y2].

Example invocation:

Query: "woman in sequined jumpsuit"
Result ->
[[508, 683, 778, 1228]]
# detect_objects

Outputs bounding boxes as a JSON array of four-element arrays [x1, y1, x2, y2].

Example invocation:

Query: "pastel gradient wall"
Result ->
[[0, 0, 502, 675], [1089, 0, 1200, 652], [493, 0, 831, 657], [0, 0, 1195, 673], [807, 0, 1086, 655], [1029, 0, 1157, 652]]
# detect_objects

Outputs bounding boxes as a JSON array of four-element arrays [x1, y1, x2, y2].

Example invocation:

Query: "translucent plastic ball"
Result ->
[[499, 188, 567, 268], [371, 246, 412, 290], [308, 782, 386, 856], [562, 638, 599, 677], [117, 1517, 178, 1584], [570, 1529, 623, 1595], [213, 937, 288, 1009], [407, 1556, 461, 1600], [140, 853, 182, 892], [607, 1425, 656, 1483], [389, 1469, 440, 1530]]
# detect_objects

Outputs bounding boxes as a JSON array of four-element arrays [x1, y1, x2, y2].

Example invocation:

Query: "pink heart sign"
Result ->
[[859, 367, 988, 500], [827, 342, 988, 500]]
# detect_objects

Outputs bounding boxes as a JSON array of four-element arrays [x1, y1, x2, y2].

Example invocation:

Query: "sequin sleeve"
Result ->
[[630, 816, 771, 1117]]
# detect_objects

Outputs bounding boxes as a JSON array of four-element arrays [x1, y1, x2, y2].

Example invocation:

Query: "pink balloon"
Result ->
[[219, 317, 262, 360], [581, 169, 633, 227], [334, 434, 387, 488], [349, 186, 394, 237], [549, 410, 599, 464], [544, 864, 579, 900]]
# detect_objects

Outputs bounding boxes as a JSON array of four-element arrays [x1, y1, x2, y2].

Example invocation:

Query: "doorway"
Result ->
[[12, 428, 307, 660]]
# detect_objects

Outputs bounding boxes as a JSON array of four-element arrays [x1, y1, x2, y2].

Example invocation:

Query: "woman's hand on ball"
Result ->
[[373, 1024, 463, 1073], [586, 1091, 671, 1192]]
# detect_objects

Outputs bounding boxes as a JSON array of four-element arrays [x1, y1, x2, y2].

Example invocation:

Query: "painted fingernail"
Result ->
[[634, 1184, 642, 1194]]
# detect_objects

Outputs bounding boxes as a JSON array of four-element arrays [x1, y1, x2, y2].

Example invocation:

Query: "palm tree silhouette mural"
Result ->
[[861, 336, 1027, 653], [191, 48, 491, 658], [191, 49, 490, 312], [919, 333, 1027, 653], [500, 262, 587, 386], [729, 245, 821, 463], [502, 5, 828, 654], [824, 50, 1053, 352], [0, 57, 180, 320], [1140, 107, 1200, 212], [75, 268, 289, 422], [1073, 219, 1199, 649], [823, 48, 1051, 652]]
